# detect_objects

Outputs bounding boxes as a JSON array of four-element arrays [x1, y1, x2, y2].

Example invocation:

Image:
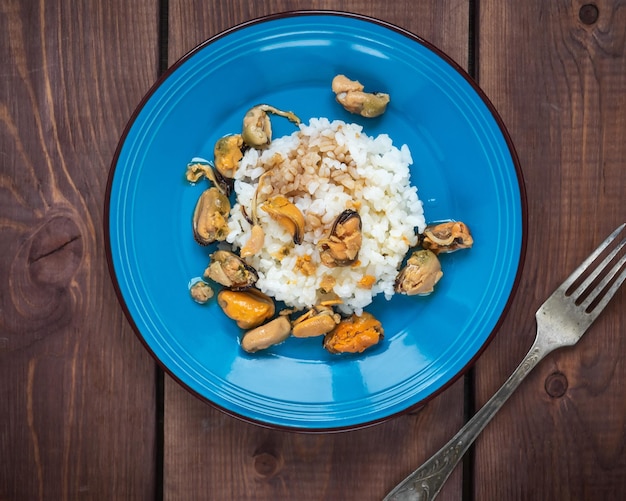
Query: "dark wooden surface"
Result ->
[[1, 1, 624, 500]]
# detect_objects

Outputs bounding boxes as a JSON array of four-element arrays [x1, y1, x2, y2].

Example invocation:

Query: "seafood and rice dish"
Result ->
[[186, 76, 473, 355], [226, 117, 425, 314]]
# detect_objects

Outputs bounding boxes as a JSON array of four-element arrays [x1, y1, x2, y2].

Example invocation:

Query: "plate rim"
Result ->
[[104, 9, 528, 432]]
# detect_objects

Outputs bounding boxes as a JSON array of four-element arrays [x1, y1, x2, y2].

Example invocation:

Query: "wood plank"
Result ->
[[475, 0, 626, 499], [0, 1, 160, 499], [164, 2, 470, 500], [167, 1, 470, 68], [164, 383, 466, 500]]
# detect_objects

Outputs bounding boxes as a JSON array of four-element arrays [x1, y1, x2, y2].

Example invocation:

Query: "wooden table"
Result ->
[[2, 1, 625, 499]]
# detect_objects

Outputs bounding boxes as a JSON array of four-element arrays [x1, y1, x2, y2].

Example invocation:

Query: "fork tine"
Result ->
[[572, 236, 626, 300], [558, 223, 626, 293], [581, 252, 626, 316]]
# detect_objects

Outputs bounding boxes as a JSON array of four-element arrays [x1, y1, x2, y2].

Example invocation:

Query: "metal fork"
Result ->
[[384, 223, 626, 501]]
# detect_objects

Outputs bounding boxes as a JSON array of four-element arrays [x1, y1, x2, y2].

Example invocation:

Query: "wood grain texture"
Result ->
[[164, 377, 466, 501], [167, 0, 470, 69], [164, 1, 470, 500], [475, 0, 626, 499], [0, 0, 160, 499], [5, 0, 623, 499]]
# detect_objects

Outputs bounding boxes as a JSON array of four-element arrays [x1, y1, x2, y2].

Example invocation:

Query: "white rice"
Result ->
[[226, 117, 425, 314]]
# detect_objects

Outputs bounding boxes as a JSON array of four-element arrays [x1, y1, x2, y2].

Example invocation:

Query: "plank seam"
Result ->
[[464, 7, 479, 501], [156, 1, 169, 499]]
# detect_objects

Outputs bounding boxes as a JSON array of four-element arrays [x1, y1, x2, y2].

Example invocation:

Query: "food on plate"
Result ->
[[261, 195, 306, 245], [227, 117, 423, 314], [421, 221, 474, 254], [317, 209, 362, 267], [331, 74, 390, 118], [189, 280, 214, 304], [292, 305, 341, 338], [186, 162, 214, 183], [241, 104, 301, 148], [239, 223, 265, 258], [241, 316, 292, 353], [214, 134, 244, 179], [192, 187, 231, 245], [186, 161, 231, 194], [217, 288, 275, 329], [185, 97, 474, 355], [238, 172, 268, 257], [394, 249, 443, 296], [203, 250, 258, 290], [323, 312, 384, 354]]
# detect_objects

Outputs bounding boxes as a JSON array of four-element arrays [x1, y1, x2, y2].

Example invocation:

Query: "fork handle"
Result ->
[[384, 338, 554, 501]]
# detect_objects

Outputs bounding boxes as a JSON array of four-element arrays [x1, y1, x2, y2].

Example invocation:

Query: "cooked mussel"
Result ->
[[217, 288, 275, 329], [261, 195, 306, 245], [241, 316, 292, 353], [323, 311, 384, 354], [204, 250, 258, 290], [239, 172, 268, 257], [292, 305, 341, 338], [189, 280, 214, 304], [240, 224, 265, 258], [185, 162, 215, 183], [331, 74, 390, 118], [242, 104, 301, 148], [420, 221, 473, 254], [186, 161, 231, 195], [214, 134, 244, 179], [318, 209, 362, 267], [394, 249, 443, 296], [192, 187, 231, 245]]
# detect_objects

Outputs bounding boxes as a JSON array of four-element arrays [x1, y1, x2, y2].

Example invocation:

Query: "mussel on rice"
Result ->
[[239, 172, 269, 257], [261, 195, 306, 245], [318, 209, 362, 267], [204, 250, 258, 290]]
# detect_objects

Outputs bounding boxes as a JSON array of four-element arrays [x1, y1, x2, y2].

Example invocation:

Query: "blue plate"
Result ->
[[105, 11, 526, 430]]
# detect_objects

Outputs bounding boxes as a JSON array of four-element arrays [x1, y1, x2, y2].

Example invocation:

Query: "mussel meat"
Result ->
[[186, 161, 231, 195], [185, 162, 214, 183], [394, 249, 443, 296], [323, 311, 384, 354], [318, 209, 362, 267], [217, 288, 275, 329], [292, 305, 341, 338], [192, 187, 231, 245], [241, 104, 301, 148], [239, 172, 268, 257], [420, 221, 473, 254], [331, 74, 390, 118], [189, 280, 214, 304], [214, 134, 244, 179], [261, 195, 306, 245], [239, 224, 265, 258], [204, 250, 258, 290]]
